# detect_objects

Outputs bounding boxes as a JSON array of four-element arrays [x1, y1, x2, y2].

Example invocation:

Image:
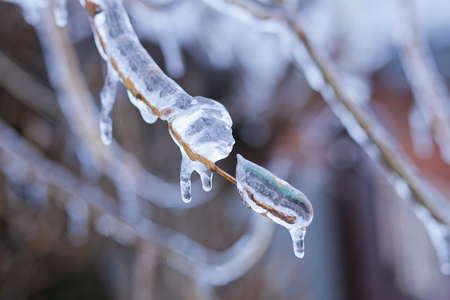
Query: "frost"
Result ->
[[236, 154, 313, 258], [99, 62, 119, 146], [54, 0, 68, 27]]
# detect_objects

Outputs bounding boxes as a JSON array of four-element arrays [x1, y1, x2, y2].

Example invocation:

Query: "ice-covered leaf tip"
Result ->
[[236, 154, 313, 258]]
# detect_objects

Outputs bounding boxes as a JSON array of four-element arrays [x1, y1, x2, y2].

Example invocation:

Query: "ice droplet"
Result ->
[[200, 169, 213, 192], [126, 90, 158, 124], [289, 227, 307, 258], [99, 62, 119, 146], [236, 154, 313, 258], [54, 0, 68, 27]]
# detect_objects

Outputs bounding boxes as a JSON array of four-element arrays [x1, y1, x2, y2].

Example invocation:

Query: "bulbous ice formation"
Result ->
[[236, 154, 313, 258]]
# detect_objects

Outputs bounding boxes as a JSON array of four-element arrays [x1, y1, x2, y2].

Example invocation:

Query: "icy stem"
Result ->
[[170, 96, 234, 202], [99, 62, 119, 146], [54, 0, 68, 27], [236, 154, 313, 258]]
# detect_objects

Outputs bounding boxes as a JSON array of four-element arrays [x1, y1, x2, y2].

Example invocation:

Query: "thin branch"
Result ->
[[83, 0, 237, 186], [0, 117, 271, 286], [32, 2, 217, 208], [204, 0, 450, 225], [395, 0, 450, 163]]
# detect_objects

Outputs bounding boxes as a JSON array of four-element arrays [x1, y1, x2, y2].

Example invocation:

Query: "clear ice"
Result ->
[[126, 90, 158, 124], [170, 96, 234, 203], [236, 154, 313, 258], [99, 62, 119, 146], [89, 0, 235, 203]]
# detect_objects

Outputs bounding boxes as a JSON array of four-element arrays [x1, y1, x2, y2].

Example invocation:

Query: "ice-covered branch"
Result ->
[[394, 0, 450, 164], [82, 0, 236, 203], [29, 1, 217, 209], [81, 0, 313, 257], [207, 0, 450, 227]]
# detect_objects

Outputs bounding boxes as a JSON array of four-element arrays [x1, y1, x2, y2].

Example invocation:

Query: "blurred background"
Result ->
[[1, 0, 450, 299]]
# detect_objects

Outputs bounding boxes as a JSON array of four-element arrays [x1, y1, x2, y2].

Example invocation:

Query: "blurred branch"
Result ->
[[0, 50, 61, 122], [0, 117, 273, 286], [395, 0, 450, 163], [204, 0, 450, 226]]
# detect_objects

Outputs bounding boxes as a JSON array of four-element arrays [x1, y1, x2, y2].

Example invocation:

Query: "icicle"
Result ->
[[99, 62, 119, 146], [126, 90, 158, 124], [235, 154, 313, 258], [54, 0, 68, 27], [177, 148, 214, 203], [199, 166, 213, 192], [169, 96, 234, 202], [66, 196, 89, 247], [180, 152, 193, 203]]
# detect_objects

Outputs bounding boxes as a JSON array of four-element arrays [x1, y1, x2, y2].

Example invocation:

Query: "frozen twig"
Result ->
[[82, 0, 237, 190], [31, 2, 216, 209], [208, 0, 450, 226], [395, 0, 450, 164], [81, 0, 313, 257]]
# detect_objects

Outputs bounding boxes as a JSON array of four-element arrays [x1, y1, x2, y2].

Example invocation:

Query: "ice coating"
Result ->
[[90, 0, 191, 120], [88, 0, 235, 203], [236, 154, 313, 258], [126, 90, 158, 124], [170, 96, 234, 162], [170, 96, 234, 202], [99, 62, 119, 146]]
